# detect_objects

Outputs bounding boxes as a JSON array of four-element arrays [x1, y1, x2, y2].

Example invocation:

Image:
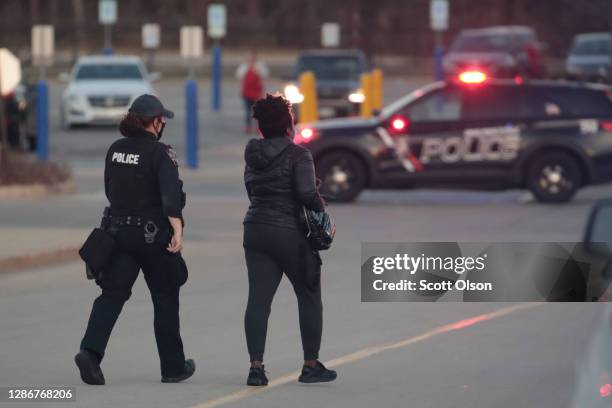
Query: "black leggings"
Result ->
[[243, 223, 322, 362]]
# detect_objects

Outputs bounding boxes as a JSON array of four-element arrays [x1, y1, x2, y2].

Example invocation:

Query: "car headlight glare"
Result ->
[[284, 84, 304, 104], [348, 90, 365, 103]]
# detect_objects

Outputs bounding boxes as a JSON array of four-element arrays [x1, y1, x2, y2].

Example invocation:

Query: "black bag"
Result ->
[[302, 207, 336, 251], [79, 228, 116, 280]]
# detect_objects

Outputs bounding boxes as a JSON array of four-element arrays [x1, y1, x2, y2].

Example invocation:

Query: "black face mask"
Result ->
[[156, 121, 166, 141]]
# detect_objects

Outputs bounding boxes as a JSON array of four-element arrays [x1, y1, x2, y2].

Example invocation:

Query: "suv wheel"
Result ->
[[526, 151, 581, 203], [316, 151, 367, 202]]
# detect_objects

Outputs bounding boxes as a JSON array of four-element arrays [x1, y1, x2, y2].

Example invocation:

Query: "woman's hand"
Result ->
[[167, 216, 183, 253], [167, 232, 182, 253]]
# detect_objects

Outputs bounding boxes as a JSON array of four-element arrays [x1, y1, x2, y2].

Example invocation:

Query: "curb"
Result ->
[[0, 181, 76, 200], [0, 246, 81, 274]]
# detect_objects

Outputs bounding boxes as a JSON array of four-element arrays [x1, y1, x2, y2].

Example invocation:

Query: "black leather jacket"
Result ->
[[243, 136, 325, 229]]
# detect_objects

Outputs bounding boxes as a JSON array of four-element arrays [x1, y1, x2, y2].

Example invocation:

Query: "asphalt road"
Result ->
[[0, 78, 610, 408]]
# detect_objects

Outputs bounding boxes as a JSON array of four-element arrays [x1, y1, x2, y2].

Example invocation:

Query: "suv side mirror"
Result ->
[[583, 199, 612, 257], [58, 72, 70, 82], [148, 72, 161, 82]]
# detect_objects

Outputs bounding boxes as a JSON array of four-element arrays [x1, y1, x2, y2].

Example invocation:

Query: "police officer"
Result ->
[[75, 94, 194, 385]]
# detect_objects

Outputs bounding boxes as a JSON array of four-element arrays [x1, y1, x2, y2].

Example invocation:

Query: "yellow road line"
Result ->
[[191, 302, 540, 408]]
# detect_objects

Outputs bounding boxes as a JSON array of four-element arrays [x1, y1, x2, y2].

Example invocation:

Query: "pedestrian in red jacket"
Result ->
[[236, 52, 269, 134]]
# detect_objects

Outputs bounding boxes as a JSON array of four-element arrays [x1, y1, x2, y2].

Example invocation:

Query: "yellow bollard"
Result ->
[[371, 69, 384, 111], [360, 73, 373, 118], [298, 71, 318, 123]]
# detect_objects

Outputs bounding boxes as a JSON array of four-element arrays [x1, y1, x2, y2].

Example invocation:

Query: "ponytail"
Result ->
[[119, 112, 156, 137]]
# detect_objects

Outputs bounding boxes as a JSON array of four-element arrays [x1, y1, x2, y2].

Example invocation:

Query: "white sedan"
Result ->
[[60, 55, 159, 128]]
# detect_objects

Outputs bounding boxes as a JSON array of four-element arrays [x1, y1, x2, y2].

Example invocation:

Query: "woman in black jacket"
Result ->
[[243, 93, 337, 386]]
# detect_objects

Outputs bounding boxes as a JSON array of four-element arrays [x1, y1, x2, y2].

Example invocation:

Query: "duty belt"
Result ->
[[102, 209, 160, 244], [105, 215, 146, 227]]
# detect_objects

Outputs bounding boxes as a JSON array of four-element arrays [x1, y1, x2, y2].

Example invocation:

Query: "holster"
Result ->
[[79, 227, 116, 281], [168, 253, 189, 287]]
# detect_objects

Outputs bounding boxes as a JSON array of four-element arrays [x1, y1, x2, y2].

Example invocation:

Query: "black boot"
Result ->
[[75, 350, 105, 385], [298, 361, 337, 383], [246, 366, 268, 386], [161, 359, 196, 383]]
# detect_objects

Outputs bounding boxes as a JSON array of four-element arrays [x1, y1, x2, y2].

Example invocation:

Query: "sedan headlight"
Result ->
[[284, 84, 304, 104], [66, 93, 83, 105], [348, 89, 365, 104]]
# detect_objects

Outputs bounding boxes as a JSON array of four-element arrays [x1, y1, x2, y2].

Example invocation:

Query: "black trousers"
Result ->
[[243, 97, 255, 127], [80, 222, 188, 377], [243, 223, 323, 362]]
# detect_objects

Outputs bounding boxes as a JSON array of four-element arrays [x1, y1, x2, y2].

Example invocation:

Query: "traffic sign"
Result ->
[[0, 49, 21, 96], [180, 26, 204, 59], [321, 23, 340, 48], [430, 0, 449, 31], [31, 25, 54, 67], [98, 0, 117, 25], [142, 24, 160, 49], [207, 4, 226, 39]]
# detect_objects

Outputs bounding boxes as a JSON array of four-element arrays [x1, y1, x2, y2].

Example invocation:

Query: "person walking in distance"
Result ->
[[236, 51, 268, 134]]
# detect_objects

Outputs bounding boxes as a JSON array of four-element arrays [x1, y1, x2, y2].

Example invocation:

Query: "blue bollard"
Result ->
[[185, 79, 199, 169], [211, 45, 222, 111], [434, 46, 444, 81], [36, 80, 49, 161]]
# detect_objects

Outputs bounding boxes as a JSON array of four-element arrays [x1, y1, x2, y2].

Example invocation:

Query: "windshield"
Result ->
[[451, 34, 515, 53], [571, 38, 610, 56], [296, 56, 364, 80], [380, 84, 444, 119], [75, 64, 144, 80]]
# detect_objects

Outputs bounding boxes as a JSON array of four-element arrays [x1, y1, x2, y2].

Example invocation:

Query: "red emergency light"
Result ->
[[294, 127, 317, 144], [388, 114, 409, 135]]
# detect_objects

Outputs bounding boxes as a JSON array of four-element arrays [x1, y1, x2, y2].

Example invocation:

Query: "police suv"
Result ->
[[295, 72, 612, 203]]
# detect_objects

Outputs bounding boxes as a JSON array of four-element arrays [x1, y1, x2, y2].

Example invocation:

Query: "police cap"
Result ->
[[128, 94, 174, 119]]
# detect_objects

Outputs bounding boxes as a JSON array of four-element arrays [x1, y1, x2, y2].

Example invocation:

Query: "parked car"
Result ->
[[295, 74, 612, 203], [60, 55, 159, 128], [443, 26, 543, 79], [566, 33, 611, 82], [284, 49, 368, 118]]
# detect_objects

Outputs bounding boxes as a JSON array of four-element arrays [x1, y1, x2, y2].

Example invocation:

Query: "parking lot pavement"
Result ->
[[0, 206, 605, 407], [0, 76, 610, 407]]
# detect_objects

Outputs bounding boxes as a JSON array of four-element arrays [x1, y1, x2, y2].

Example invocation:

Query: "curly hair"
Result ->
[[252, 93, 293, 139]]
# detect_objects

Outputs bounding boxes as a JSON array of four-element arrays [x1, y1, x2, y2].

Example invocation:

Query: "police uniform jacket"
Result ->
[[105, 128, 184, 221]]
